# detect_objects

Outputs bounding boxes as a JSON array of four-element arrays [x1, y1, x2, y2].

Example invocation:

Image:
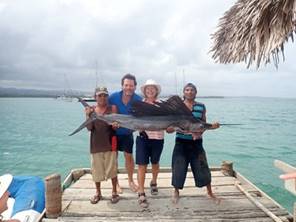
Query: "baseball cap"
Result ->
[[95, 86, 108, 96]]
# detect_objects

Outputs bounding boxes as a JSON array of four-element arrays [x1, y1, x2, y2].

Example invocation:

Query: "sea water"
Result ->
[[0, 97, 295, 212]]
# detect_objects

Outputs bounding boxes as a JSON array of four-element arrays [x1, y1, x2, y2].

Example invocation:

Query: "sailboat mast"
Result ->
[[95, 61, 98, 88]]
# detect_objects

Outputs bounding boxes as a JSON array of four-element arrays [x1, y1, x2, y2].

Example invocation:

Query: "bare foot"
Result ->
[[117, 183, 123, 194], [129, 181, 138, 192], [208, 193, 221, 204], [171, 189, 179, 204]]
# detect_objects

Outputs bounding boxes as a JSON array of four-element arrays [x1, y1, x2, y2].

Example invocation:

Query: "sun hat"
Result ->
[[140, 79, 161, 96], [95, 86, 109, 96], [0, 174, 13, 199]]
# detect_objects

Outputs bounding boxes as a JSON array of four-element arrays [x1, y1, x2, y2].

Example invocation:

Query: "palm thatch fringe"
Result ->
[[211, 0, 296, 69]]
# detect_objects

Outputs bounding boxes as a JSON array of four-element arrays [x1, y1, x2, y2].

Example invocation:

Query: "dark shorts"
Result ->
[[136, 136, 164, 165], [117, 134, 134, 154], [171, 138, 211, 189]]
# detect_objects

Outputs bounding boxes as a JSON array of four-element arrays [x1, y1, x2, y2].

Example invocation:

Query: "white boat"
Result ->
[[56, 95, 73, 102], [80, 96, 95, 102], [56, 74, 73, 102]]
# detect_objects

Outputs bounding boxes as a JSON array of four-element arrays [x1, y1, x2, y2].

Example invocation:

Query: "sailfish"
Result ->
[[69, 96, 240, 136]]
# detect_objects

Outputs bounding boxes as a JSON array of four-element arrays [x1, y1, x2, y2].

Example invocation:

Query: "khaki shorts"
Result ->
[[91, 151, 117, 182]]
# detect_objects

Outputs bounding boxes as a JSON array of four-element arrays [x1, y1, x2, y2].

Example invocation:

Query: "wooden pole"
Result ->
[[294, 202, 296, 222], [45, 174, 62, 218], [235, 182, 283, 222], [221, 161, 234, 176]]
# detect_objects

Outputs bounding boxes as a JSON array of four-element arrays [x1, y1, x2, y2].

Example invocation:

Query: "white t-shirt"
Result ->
[[2, 198, 41, 222], [1, 198, 15, 220]]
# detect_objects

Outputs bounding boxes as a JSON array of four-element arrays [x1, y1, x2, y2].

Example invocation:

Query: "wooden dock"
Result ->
[[42, 164, 293, 222]]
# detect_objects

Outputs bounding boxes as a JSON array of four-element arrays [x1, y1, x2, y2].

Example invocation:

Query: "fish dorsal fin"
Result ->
[[130, 95, 193, 117]]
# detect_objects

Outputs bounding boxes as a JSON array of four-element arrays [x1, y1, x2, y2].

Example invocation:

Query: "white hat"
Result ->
[[140, 79, 161, 96], [0, 174, 13, 198]]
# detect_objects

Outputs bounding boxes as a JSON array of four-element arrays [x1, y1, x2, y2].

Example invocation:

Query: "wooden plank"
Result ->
[[236, 172, 285, 210], [51, 216, 289, 222], [70, 176, 237, 189], [58, 211, 291, 221], [61, 194, 281, 211], [74, 167, 221, 175], [44, 169, 293, 222], [235, 182, 283, 222], [41, 219, 58, 222], [62, 196, 285, 215], [80, 171, 226, 180], [293, 202, 296, 222], [62, 185, 243, 200], [61, 194, 278, 208]]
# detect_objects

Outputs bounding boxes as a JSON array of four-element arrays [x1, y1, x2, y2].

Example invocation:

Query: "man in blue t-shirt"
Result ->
[[109, 74, 142, 192]]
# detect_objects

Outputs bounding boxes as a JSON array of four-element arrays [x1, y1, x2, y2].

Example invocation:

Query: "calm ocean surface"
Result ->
[[0, 97, 295, 212]]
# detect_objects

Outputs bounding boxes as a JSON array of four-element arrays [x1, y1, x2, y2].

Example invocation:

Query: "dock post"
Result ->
[[221, 161, 234, 176], [45, 174, 62, 218], [294, 202, 296, 222]]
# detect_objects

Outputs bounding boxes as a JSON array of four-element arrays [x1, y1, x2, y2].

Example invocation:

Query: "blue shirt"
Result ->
[[176, 102, 206, 140], [8, 176, 45, 216], [108, 90, 142, 135]]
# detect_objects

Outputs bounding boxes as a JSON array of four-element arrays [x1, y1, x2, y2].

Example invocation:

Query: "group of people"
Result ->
[[0, 73, 220, 222], [84, 73, 220, 208]]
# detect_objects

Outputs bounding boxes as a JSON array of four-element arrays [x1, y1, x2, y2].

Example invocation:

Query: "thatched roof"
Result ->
[[211, 0, 296, 68]]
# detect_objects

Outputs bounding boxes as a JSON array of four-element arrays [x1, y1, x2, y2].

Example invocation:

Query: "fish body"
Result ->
[[93, 113, 211, 132], [69, 96, 213, 136]]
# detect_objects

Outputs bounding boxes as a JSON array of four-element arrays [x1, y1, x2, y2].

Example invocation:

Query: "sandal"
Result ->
[[90, 194, 102, 204], [138, 192, 149, 208], [150, 182, 158, 195], [110, 193, 120, 204]]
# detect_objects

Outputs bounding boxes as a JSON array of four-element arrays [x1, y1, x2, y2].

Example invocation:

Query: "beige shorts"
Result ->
[[91, 151, 117, 182]]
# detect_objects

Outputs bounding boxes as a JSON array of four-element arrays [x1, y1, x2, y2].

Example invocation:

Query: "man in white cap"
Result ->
[[0, 174, 45, 222]]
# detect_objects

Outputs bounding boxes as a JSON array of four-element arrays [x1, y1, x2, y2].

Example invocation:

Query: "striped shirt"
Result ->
[[143, 99, 164, 140], [145, 130, 165, 140], [176, 102, 206, 140]]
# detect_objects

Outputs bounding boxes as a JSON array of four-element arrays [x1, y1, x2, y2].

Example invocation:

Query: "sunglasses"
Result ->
[[96, 94, 108, 97]]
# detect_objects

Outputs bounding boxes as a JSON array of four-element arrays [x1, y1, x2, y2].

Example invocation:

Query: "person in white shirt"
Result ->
[[0, 174, 45, 222]]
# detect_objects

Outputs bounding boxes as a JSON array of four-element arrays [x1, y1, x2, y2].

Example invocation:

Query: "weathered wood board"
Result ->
[[42, 167, 293, 222]]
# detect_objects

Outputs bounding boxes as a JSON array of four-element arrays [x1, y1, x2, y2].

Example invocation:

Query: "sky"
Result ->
[[0, 0, 295, 98]]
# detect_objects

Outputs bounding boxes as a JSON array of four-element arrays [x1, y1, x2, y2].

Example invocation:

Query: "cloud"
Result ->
[[0, 0, 295, 97]]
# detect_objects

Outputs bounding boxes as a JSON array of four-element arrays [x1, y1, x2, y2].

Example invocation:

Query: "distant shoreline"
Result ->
[[0, 95, 225, 99], [1, 95, 296, 99]]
